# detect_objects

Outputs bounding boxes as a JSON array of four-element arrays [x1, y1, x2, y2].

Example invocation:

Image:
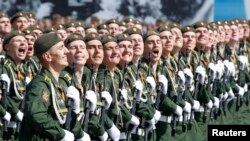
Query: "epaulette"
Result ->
[[63, 73, 72, 83], [4, 60, 11, 67], [44, 75, 52, 83]]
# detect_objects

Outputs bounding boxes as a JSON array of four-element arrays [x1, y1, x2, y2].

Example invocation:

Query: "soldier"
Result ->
[[83, 33, 118, 140], [53, 24, 68, 41], [118, 21, 127, 34], [97, 23, 109, 36], [84, 23, 98, 35], [0, 12, 11, 38], [19, 33, 90, 140], [10, 11, 29, 31], [106, 19, 120, 36], [115, 33, 140, 140], [29, 24, 44, 38], [169, 22, 183, 60], [75, 21, 85, 37], [64, 22, 76, 34], [0, 31, 28, 140]]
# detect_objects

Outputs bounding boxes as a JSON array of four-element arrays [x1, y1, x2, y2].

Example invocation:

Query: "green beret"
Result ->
[[85, 33, 101, 42], [64, 22, 76, 29], [43, 27, 56, 34], [122, 16, 134, 23], [3, 30, 25, 48], [53, 24, 65, 31], [169, 22, 181, 29], [214, 21, 223, 26], [84, 23, 96, 30], [124, 27, 142, 36], [101, 34, 117, 44], [22, 29, 36, 37], [228, 20, 238, 26], [75, 21, 85, 28], [233, 18, 241, 25], [105, 18, 118, 25], [134, 19, 142, 25], [97, 23, 108, 30], [34, 33, 61, 55], [193, 21, 207, 29], [26, 12, 35, 19], [29, 24, 43, 31], [241, 19, 248, 25], [64, 33, 85, 47], [118, 21, 127, 27], [115, 34, 132, 43], [0, 12, 9, 19], [181, 25, 195, 33], [155, 25, 171, 33], [10, 11, 27, 23], [143, 31, 160, 41]]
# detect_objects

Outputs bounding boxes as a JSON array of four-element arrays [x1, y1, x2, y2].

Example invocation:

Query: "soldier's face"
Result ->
[[171, 28, 183, 48], [28, 18, 36, 26], [195, 27, 208, 46], [182, 31, 196, 51], [208, 30, 214, 47], [57, 29, 68, 41], [86, 40, 104, 65], [33, 29, 43, 38], [238, 24, 244, 39], [25, 35, 35, 59], [86, 28, 98, 34], [144, 35, 162, 63], [0, 17, 11, 35], [98, 29, 109, 36], [224, 25, 232, 43], [160, 31, 174, 54], [131, 34, 144, 57], [75, 27, 85, 37], [119, 26, 127, 34], [103, 41, 120, 67], [108, 23, 119, 36], [243, 24, 249, 39], [118, 40, 133, 63], [5, 36, 28, 63], [66, 27, 76, 34], [218, 26, 226, 43], [67, 40, 89, 66], [48, 41, 69, 68], [230, 25, 239, 42], [12, 17, 28, 31]]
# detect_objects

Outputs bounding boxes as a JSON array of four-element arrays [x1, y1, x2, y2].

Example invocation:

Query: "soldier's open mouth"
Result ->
[[152, 50, 159, 55], [18, 48, 26, 54], [28, 47, 33, 51]]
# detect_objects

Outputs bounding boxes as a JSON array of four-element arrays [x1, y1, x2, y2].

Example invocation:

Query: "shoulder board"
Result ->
[[4, 60, 11, 67], [63, 73, 72, 82], [44, 74, 52, 83]]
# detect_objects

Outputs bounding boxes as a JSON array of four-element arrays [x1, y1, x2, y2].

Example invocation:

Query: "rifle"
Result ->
[[126, 58, 141, 141], [65, 63, 76, 130], [188, 46, 205, 129], [82, 64, 95, 132], [16, 60, 30, 139], [115, 63, 128, 128], [155, 59, 166, 109], [143, 52, 152, 141], [171, 52, 182, 137], [182, 48, 190, 132], [0, 58, 8, 138], [100, 65, 108, 127]]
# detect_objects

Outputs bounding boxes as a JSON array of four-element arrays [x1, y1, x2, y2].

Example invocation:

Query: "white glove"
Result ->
[[134, 80, 143, 101], [228, 89, 235, 99], [215, 64, 223, 79], [244, 84, 248, 93], [206, 100, 213, 109], [183, 102, 191, 113], [25, 77, 31, 85], [236, 84, 244, 97], [213, 97, 220, 109], [0, 55, 5, 60], [99, 132, 108, 141], [67, 86, 80, 114], [192, 100, 200, 111], [146, 76, 156, 91], [153, 110, 161, 124], [238, 55, 248, 70], [101, 91, 113, 110], [35, 2, 54, 19], [60, 129, 74, 141], [158, 75, 168, 95], [85, 90, 97, 113], [195, 66, 206, 84], [107, 124, 120, 141], [174, 105, 183, 117], [3, 111, 11, 123], [127, 115, 140, 133], [120, 89, 128, 101], [76, 131, 91, 141], [16, 110, 23, 122], [208, 63, 216, 81], [0, 74, 10, 92], [177, 71, 185, 86], [184, 68, 193, 86], [222, 92, 228, 101]]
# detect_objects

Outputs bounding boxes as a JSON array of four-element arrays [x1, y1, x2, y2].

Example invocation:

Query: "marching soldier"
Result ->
[[0, 31, 28, 140], [19, 33, 90, 141], [10, 12, 29, 31]]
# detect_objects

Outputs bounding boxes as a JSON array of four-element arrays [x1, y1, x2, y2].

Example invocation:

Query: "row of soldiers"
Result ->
[[0, 11, 250, 141]]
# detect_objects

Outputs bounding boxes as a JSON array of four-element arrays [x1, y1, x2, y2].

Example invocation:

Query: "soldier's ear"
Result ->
[[42, 52, 52, 62]]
